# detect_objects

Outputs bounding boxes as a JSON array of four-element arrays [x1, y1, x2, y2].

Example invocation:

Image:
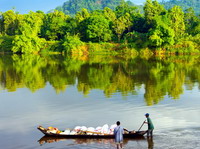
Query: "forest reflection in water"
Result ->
[[0, 54, 200, 106]]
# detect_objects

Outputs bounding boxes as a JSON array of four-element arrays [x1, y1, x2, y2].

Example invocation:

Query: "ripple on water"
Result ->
[[154, 128, 200, 149]]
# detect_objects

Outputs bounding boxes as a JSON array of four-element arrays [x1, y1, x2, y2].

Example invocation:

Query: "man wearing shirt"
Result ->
[[144, 113, 154, 137], [114, 121, 124, 149]]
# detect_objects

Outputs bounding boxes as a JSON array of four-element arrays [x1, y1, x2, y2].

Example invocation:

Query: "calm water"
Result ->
[[0, 54, 200, 149]]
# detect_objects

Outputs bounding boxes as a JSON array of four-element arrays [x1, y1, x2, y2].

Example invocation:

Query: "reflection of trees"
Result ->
[[12, 54, 46, 92], [184, 57, 200, 90], [0, 54, 199, 105], [168, 71, 184, 99], [105, 68, 135, 97], [0, 55, 24, 92], [45, 57, 84, 94]]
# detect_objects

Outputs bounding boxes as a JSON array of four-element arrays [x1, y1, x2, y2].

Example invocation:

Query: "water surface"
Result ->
[[0, 54, 200, 149]]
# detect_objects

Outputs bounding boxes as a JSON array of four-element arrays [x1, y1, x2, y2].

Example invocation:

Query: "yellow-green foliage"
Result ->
[[167, 35, 200, 54], [62, 34, 84, 54], [87, 42, 117, 54], [11, 35, 46, 53]]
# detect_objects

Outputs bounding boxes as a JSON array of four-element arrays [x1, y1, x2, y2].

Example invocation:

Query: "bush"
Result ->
[[62, 34, 84, 54]]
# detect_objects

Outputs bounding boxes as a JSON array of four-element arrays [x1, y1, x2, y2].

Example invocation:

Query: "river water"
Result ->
[[0, 54, 200, 149]]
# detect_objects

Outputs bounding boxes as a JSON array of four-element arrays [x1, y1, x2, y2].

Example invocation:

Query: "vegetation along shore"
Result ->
[[0, 0, 199, 55]]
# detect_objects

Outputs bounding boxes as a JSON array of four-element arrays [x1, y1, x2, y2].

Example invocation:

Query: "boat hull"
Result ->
[[38, 126, 147, 139]]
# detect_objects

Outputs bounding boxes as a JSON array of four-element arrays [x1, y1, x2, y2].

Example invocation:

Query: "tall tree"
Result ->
[[79, 14, 112, 42], [75, 8, 90, 22], [18, 11, 44, 36], [184, 8, 200, 36], [11, 11, 45, 53], [113, 12, 133, 41], [103, 7, 116, 22], [1, 10, 18, 35], [144, 0, 166, 29], [41, 10, 68, 40], [168, 6, 185, 38], [149, 15, 175, 47], [115, 0, 138, 18]]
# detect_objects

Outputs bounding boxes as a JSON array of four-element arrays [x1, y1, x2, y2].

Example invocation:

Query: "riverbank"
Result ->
[[1, 35, 199, 56]]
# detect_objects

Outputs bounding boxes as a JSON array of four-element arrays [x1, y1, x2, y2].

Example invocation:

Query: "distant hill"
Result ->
[[55, 0, 122, 15], [161, 0, 200, 14], [54, 0, 141, 15], [53, 0, 200, 16]]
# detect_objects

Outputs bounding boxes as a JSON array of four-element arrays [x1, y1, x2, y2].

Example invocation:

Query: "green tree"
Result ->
[[144, 0, 166, 29], [41, 10, 68, 40], [148, 15, 175, 47], [103, 7, 116, 22], [11, 33, 45, 53], [62, 34, 84, 54], [168, 6, 185, 38], [18, 11, 44, 36], [113, 16, 126, 42], [184, 8, 200, 36], [65, 17, 79, 36], [80, 15, 112, 42], [75, 8, 90, 22], [113, 13, 132, 41], [11, 11, 46, 53], [115, 0, 138, 18], [1, 10, 19, 35]]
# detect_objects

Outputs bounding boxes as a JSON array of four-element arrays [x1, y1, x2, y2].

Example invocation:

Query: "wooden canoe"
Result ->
[[38, 126, 147, 139]]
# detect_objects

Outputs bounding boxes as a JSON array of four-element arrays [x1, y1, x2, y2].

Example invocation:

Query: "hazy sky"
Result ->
[[0, 0, 162, 14]]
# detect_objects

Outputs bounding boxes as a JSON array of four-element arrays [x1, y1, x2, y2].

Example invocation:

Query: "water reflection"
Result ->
[[147, 137, 154, 149], [38, 136, 116, 146], [0, 54, 200, 105], [38, 136, 147, 148]]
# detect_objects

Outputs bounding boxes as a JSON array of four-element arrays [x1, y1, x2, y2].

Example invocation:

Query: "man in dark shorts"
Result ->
[[114, 121, 124, 149], [144, 113, 154, 137]]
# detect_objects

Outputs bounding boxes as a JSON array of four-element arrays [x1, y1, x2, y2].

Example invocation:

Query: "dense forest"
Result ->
[[0, 0, 200, 54], [161, 0, 200, 15]]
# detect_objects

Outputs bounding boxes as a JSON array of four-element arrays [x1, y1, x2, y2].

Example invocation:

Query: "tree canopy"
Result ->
[[0, 0, 199, 54]]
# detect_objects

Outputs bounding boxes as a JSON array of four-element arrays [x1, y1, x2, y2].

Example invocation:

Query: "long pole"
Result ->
[[138, 120, 146, 131]]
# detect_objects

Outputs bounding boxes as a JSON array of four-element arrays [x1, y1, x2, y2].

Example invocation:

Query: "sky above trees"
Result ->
[[0, 0, 162, 14], [0, 0, 66, 13]]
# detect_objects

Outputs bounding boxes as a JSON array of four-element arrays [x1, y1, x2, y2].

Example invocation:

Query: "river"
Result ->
[[0, 54, 200, 149]]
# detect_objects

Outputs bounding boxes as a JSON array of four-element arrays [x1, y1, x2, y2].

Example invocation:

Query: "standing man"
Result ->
[[144, 113, 154, 137], [114, 121, 124, 149]]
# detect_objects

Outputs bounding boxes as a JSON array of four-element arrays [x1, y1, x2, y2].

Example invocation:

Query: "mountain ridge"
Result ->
[[53, 0, 140, 15], [161, 0, 200, 14], [52, 0, 200, 15]]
